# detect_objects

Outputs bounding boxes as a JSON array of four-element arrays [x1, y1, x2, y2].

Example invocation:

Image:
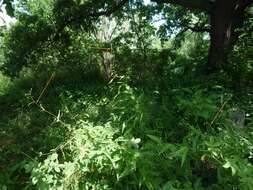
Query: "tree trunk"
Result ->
[[101, 51, 113, 82], [207, 0, 246, 72]]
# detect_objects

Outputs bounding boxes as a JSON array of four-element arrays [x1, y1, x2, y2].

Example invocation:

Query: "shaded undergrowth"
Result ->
[[1, 65, 253, 189]]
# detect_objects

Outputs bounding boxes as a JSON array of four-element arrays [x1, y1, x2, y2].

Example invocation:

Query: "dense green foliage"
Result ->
[[0, 0, 253, 189]]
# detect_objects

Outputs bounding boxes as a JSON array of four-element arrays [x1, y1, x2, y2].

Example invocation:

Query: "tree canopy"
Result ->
[[1, 0, 252, 74]]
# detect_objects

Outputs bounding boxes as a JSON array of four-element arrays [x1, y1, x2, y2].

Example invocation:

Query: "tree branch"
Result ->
[[89, 0, 129, 17], [183, 23, 211, 33], [151, 0, 212, 13], [55, 0, 129, 40]]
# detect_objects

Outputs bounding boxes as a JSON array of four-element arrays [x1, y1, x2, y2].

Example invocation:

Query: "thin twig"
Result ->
[[39, 104, 58, 118], [29, 73, 61, 121], [209, 101, 228, 127], [36, 73, 55, 103]]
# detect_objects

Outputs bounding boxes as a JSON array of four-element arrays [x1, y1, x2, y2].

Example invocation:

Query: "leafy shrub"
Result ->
[[26, 121, 139, 190]]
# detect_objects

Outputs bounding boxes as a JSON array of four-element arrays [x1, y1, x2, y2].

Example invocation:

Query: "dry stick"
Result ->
[[29, 73, 59, 119], [36, 73, 55, 104], [39, 104, 58, 118], [209, 101, 228, 127], [108, 74, 117, 84]]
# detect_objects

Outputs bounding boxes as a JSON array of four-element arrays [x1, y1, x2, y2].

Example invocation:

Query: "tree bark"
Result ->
[[207, 0, 235, 71], [207, 0, 248, 72]]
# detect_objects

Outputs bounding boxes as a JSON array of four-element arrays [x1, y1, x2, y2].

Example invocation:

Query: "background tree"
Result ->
[[151, 0, 253, 71], [1, 0, 252, 74]]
